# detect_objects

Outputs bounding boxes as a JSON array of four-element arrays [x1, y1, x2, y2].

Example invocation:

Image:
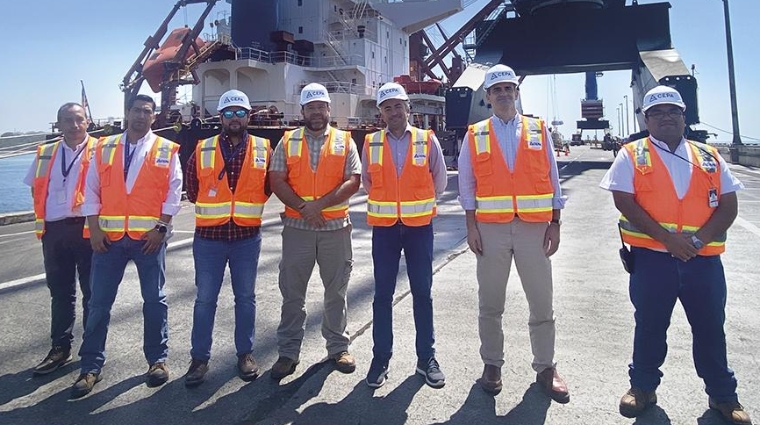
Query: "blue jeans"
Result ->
[[79, 237, 168, 373], [191, 234, 261, 361], [371, 223, 435, 362], [628, 247, 738, 402]]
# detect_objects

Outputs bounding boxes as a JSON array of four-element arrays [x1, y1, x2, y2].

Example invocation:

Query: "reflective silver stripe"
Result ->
[[127, 216, 158, 231], [251, 136, 269, 169], [514, 195, 553, 212], [99, 216, 125, 231], [199, 137, 217, 170], [410, 128, 428, 166], [195, 203, 232, 218], [154, 138, 174, 163], [473, 121, 490, 154], [233, 202, 265, 218], [330, 129, 348, 155], [35, 219, 45, 233], [368, 131, 384, 165], [399, 199, 435, 217], [287, 128, 304, 158], [35, 143, 59, 178], [524, 117, 543, 148], [100, 135, 120, 166], [476, 196, 514, 212], [323, 200, 349, 212], [367, 200, 397, 217]]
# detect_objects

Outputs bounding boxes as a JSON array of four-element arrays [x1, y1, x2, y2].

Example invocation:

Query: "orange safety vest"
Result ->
[[619, 138, 725, 255], [32, 136, 97, 239], [95, 134, 178, 241], [194, 134, 271, 227], [468, 116, 554, 223], [364, 127, 436, 226], [283, 127, 350, 220]]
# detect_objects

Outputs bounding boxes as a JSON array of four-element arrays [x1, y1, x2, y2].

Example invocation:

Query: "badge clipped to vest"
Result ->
[[208, 187, 218, 198], [708, 188, 719, 208]]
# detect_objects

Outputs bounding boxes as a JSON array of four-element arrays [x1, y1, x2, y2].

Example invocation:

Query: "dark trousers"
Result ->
[[371, 223, 435, 362], [41, 218, 93, 350], [628, 247, 738, 402]]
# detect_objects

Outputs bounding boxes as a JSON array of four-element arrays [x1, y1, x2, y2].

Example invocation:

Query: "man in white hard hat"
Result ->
[[457, 64, 569, 402], [182, 89, 272, 387], [268, 83, 361, 379], [600, 85, 751, 424], [361, 82, 448, 389]]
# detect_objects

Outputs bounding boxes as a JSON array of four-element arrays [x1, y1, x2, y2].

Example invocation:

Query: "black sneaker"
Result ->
[[366, 358, 389, 389], [147, 362, 169, 387], [70, 372, 102, 399], [416, 357, 445, 388], [184, 359, 209, 388], [33, 346, 72, 376]]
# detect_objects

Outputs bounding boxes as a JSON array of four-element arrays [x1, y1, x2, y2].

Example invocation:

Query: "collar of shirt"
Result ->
[[648, 135, 688, 157], [385, 124, 412, 141], [304, 126, 331, 140], [492, 113, 520, 127], [122, 130, 155, 146], [61, 135, 90, 153]]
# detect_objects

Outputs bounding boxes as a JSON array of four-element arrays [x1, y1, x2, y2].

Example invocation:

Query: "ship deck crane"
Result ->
[[121, 0, 221, 128]]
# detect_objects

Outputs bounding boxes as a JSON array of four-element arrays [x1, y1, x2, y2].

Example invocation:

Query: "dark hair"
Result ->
[[57, 102, 85, 122], [128, 94, 156, 112]]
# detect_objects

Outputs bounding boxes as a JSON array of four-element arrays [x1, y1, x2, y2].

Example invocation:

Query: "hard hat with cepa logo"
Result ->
[[642, 85, 686, 112], [300, 83, 331, 106], [217, 89, 251, 112], [377, 82, 409, 106], [484, 64, 520, 89]]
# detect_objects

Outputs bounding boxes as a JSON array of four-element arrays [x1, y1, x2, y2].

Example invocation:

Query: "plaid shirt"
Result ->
[[269, 126, 362, 231], [185, 132, 261, 241]]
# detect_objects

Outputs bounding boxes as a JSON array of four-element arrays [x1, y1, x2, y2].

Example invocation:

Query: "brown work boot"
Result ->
[[237, 353, 261, 382], [709, 398, 753, 425], [619, 387, 657, 418], [33, 346, 72, 376], [536, 367, 570, 404], [184, 359, 208, 388], [146, 362, 169, 387], [331, 351, 356, 374], [70, 372, 102, 399], [271, 356, 299, 380], [478, 364, 503, 395]]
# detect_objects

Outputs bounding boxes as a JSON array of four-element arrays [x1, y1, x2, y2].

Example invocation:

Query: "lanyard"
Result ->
[[60, 143, 86, 181], [124, 142, 138, 182], [217, 135, 248, 181]]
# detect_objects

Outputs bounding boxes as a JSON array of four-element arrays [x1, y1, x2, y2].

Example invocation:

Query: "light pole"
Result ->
[[617, 106, 622, 137], [619, 103, 624, 137], [722, 0, 743, 163], [623, 95, 630, 136]]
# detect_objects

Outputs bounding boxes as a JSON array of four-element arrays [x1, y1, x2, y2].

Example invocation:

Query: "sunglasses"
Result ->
[[222, 110, 248, 119]]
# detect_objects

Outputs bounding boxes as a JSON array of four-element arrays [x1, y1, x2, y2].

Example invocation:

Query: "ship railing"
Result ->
[[314, 54, 364, 68], [326, 28, 377, 43], [238, 47, 272, 62]]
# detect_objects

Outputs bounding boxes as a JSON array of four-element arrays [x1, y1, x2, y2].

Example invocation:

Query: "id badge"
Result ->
[[708, 188, 719, 208], [208, 187, 218, 197]]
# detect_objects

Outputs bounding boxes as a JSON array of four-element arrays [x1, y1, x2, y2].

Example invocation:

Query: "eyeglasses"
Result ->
[[646, 110, 684, 119], [222, 110, 248, 119]]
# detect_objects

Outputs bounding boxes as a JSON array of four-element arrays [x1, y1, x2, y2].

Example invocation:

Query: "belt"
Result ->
[[46, 217, 86, 226]]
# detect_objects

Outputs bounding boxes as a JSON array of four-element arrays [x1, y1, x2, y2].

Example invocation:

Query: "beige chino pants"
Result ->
[[276, 225, 353, 360], [476, 219, 556, 372]]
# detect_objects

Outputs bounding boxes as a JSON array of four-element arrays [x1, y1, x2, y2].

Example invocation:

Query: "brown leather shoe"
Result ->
[[70, 372, 102, 399], [619, 387, 657, 418], [271, 356, 299, 380], [709, 398, 753, 425], [184, 359, 208, 387], [478, 364, 502, 395], [237, 353, 261, 382], [147, 362, 169, 387], [536, 367, 570, 404], [331, 351, 356, 374]]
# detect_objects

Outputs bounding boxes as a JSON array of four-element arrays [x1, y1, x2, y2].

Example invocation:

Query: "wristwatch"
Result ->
[[154, 223, 168, 234], [691, 235, 704, 249], [550, 219, 562, 227]]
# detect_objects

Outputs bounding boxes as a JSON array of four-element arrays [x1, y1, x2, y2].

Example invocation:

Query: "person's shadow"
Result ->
[[433, 382, 551, 425], [0, 363, 80, 406]]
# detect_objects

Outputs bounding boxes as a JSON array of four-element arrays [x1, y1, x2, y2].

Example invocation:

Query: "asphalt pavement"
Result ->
[[0, 145, 758, 425]]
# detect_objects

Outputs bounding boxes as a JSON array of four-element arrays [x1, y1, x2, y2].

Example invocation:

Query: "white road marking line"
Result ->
[[0, 230, 35, 238]]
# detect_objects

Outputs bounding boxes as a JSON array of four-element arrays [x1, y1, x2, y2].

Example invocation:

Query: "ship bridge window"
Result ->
[[298, 0, 302, 6], [299, 26, 303, 34]]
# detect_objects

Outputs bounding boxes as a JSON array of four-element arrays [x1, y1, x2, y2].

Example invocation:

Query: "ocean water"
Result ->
[[0, 153, 34, 214]]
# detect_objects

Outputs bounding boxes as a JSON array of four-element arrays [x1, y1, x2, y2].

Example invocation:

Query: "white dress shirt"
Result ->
[[23, 136, 90, 221], [457, 114, 566, 211], [599, 136, 743, 197], [82, 130, 183, 217]]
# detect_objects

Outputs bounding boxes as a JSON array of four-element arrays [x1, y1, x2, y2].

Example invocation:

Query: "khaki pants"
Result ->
[[276, 225, 353, 359], [476, 219, 556, 372]]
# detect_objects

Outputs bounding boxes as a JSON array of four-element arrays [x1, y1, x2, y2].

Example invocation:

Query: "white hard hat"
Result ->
[[377, 82, 409, 105], [484, 64, 520, 89], [300, 83, 331, 106], [217, 89, 251, 112], [642, 85, 686, 112]]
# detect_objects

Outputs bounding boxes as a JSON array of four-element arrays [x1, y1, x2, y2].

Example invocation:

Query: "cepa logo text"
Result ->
[[380, 88, 400, 97], [648, 92, 679, 102], [223, 96, 245, 104], [490, 71, 514, 80], [305, 90, 325, 99]]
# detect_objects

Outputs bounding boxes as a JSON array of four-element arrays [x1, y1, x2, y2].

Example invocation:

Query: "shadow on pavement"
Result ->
[[433, 382, 551, 425]]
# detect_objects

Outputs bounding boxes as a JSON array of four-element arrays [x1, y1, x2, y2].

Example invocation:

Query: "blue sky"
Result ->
[[0, 0, 757, 143]]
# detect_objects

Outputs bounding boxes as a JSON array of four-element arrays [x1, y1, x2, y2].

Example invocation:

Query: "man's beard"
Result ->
[[305, 117, 327, 132]]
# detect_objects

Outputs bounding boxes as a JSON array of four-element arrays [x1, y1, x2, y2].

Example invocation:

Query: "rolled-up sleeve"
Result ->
[[161, 153, 183, 216], [429, 134, 448, 198], [82, 156, 101, 217], [457, 132, 476, 211]]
